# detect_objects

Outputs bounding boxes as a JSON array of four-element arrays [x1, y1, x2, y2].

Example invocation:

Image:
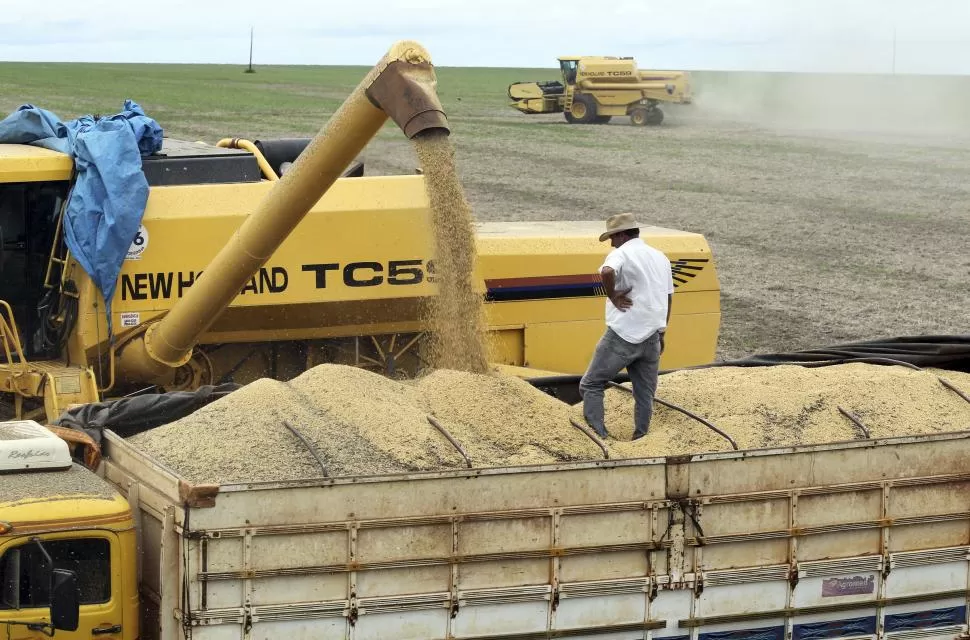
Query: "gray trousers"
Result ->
[[579, 328, 662, 439]]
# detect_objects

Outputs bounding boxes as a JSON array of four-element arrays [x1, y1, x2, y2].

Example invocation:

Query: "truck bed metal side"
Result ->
[[101, 429, 970, 640]]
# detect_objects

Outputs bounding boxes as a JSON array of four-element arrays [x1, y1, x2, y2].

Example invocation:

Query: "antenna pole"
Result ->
[[892, 27, 897, 75], [246, 27, 255, 73]]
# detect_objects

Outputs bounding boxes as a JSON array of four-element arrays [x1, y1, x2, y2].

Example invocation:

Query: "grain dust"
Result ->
[[414, 132, 489, 373]]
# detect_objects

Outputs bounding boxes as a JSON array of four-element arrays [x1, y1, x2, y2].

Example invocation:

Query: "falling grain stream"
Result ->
[[413, 132, 489, 373]]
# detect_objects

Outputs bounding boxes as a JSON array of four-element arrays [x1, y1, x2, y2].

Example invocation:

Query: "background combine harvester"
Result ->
[[508, 56, 692, 125]]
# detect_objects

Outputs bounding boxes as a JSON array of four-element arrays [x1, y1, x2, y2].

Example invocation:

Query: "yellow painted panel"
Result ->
[[525, 320, 604, 373], [522, 310, 719, 375], [0, 144, 73, 183], [1, 494, 132, 530], [488, 328, 525, 367], [663, 312, 721, 369]]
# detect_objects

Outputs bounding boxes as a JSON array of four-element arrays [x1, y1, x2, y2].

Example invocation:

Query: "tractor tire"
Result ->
[[594, 115, 612, 124], [646, 108, 664, 126], [630, 107, 650, 126], [564, 111, 578, 124], [568, 95, 598, 124]]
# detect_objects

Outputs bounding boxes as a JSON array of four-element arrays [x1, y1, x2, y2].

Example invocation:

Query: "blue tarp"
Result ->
[[0, 100, 163, 337]]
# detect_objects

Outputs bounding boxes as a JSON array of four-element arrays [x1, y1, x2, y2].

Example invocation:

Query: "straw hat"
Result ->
[[599, 213, 641, 242]]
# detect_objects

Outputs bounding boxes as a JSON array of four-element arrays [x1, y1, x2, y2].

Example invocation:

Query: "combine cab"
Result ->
[[509, 56, 692, 126]]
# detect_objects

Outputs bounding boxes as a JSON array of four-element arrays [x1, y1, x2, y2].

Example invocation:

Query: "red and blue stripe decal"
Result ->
[[483, 259, 709, 302], [484, 274, 605, 302]]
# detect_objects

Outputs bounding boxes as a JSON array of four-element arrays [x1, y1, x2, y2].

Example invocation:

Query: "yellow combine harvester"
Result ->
[[0, 43, 719, 423], [509, 56, 692, 125]]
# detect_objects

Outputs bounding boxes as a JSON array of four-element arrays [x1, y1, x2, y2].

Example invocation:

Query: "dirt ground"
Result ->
[[362, 79, 970, 361], [2, 66, 966, 362]]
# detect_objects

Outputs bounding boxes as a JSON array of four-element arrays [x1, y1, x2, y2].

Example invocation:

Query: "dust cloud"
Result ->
[[689, 71, 970, 140]]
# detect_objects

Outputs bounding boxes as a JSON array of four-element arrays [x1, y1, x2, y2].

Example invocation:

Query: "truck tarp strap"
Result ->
[[700, 335, 970, 373], [53, 383, 241, 442], [0, 100, 163, 338], [793, 615, 876, 639], [698, 626, 783, 640], [884, 605, 967, 632]]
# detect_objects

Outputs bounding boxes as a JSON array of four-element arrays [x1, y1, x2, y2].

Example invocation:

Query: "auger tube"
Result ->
[[116, 40, 450, 383]]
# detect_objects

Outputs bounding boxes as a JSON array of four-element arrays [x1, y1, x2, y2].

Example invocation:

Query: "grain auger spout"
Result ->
[[116, 40, 450, 384]]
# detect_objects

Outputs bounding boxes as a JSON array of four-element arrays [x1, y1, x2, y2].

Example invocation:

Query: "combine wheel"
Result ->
[[631, 107, 664, 126], [568, 95, 598, 124], [327, 332, 428, 379], [564, 111, 578, 124]]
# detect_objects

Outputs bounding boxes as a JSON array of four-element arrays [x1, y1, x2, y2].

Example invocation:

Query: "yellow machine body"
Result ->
[[0, 150, 719, 419], [0, 41, 719, 423], [508, 55, 692, 126]]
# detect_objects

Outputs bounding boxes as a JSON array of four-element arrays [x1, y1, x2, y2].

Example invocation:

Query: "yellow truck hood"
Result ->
[[0, 464, 130, 534]]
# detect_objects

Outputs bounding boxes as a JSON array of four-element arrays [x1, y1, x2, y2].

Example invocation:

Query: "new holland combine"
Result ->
[[0, 47, 719, 424], [508, 55, 692, 126]]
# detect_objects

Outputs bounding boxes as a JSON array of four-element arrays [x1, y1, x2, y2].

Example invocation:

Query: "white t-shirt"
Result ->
[[600, 238, 674, 344]]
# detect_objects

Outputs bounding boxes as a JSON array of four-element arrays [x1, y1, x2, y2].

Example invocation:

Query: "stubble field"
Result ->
[[2, 62, 968, 360]]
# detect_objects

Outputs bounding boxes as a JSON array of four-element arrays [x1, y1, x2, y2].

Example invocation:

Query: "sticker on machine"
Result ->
[[126, 225, 149, 260], [120, 312, 140, 328], [821, 575, 875, 597]]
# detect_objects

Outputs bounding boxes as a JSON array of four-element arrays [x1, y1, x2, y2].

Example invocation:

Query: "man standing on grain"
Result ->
[[580, 213, 674, 440]]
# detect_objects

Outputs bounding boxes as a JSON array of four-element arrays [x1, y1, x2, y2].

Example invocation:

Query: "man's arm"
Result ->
[[601, 267, 632, 311], [660, 293, 672, 353]]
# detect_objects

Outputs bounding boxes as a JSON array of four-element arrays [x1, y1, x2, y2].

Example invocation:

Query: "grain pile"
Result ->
[[591, 363, 970, 458], [414, 132, 489, 373], [127, 364, 596, 484], [127, 370, 464, 483], [418, 370, 601, 465], [1, 464, 118, 504], [125, 362, 970, 484]]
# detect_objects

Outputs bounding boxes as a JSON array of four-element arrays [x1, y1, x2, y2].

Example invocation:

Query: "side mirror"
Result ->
[[49, 568, 80, 632]]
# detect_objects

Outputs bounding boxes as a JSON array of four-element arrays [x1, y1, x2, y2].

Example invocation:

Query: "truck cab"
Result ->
[[0, 420, 137, 639]]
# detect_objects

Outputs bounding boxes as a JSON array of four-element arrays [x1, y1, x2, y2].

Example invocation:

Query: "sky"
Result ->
[[2, 0, 970, 74]]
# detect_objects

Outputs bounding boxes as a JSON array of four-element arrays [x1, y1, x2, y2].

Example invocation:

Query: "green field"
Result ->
[[0, 63, 560, 140], [2, 62, 969, 360]]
